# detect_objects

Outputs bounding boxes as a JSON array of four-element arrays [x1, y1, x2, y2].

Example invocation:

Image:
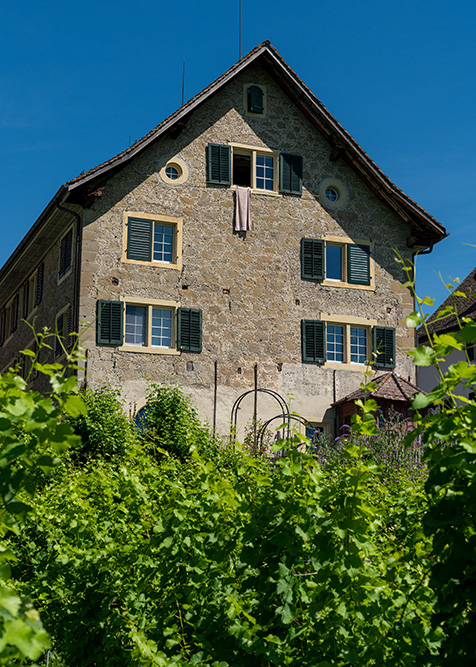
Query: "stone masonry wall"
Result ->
[[79, 62, 416, 438], [0, 209, 78, 393]]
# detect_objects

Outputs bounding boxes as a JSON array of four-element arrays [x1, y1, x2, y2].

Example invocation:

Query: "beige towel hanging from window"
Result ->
[[235, 187, 251, 231]]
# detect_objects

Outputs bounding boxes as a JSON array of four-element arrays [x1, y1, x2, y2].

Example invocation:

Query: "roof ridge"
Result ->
[[67, 41, 271, 187], [59, 40, 446, 247], [393, 374, 411, 401]]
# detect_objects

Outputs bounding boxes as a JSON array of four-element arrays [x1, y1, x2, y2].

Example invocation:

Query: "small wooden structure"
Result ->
[[332, 373, 423, 428]]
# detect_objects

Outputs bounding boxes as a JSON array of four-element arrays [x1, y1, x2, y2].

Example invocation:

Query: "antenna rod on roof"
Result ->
[[239, 0, 242, 60], [182, 59, 185, 106]]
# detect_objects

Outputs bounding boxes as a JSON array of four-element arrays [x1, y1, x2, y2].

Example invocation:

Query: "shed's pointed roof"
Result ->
[[332, 372, 423, 406]]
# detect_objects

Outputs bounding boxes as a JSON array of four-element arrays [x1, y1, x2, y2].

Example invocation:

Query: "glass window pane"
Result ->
[[255, 154, 274, 191], [165, 166, 179, 180], [326, 324, 344, 362], [153, 224, 174, 263], [151, 308, 173, 348], [350, 327, 367, 364], [125, 306, 146, 346], [326, 245, 343, 280]]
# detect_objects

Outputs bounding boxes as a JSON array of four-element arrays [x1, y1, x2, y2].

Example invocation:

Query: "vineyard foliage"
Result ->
[[0, 336, 85, 665], [16, 400, 435, 666], [3, 263, 476, 665]]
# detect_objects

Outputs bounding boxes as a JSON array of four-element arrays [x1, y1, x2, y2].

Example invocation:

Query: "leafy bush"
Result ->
[[65, 386, 133, 460], [139, 383, 219, 461], [15, 406, 438, 666], [14, 266, 476, 664]]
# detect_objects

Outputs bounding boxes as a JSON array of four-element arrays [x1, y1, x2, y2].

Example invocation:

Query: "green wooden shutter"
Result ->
[[301, 320, 326, 364], [207, 144, 231, 185], [301, 238, 325, 281], [55, 313, 64, 357], [127, 218, 153, 262], [248, 85, 264, 113], [35, 263, 44, 306], [97, 300, 124, 346], [22, 282, 29, 318], [11, 294, 19, 333], [31, 340, 39, 379], [372, 326, 395, 369], [59, 230, 73, 278], [178, 308, 202, 353], [66, 304, 74, 348], [58, 237, 66, 278], [347, 244, 370, 285], [279, 153, 303, 195], [65, 230, 73, 273], [0, 310, 5, 346]]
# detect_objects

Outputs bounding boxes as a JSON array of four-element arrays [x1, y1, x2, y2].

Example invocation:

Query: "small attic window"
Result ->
[[248, 85, 264, 114], [319, 178, 348, 209], [244, 84, 266, 116]]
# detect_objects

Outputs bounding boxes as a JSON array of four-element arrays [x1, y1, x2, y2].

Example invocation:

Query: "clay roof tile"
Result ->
[[332, 372, 423, 406]]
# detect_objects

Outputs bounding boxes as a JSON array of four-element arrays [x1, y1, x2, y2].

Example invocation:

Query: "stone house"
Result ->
[[0, 41, 447, 439], [417, 268, 476, 398]]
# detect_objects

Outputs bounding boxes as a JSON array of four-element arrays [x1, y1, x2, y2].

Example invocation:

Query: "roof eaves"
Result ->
[[261, 46, 446, 242], [418, 268, 476, 339], [0, 185, 68, 284], [53, 40, 445, 249], [63, 42, 445, 243]]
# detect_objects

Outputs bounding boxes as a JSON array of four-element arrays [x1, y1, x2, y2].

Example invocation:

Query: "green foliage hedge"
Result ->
[[4, 260, 476, 665], [16, 433, 436, 666], [11, 381, 438, 666], [0, 344, 86, 665]]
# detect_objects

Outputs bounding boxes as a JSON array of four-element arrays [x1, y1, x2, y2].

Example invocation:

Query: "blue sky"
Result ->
[[1, 0, 475, 311]]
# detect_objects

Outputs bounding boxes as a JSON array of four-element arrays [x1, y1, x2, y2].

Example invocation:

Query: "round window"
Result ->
[[165, 165, 180, 180], [159, 157, 189, 185], [325, 187, 339, 202], [319, 178, 348, 208]]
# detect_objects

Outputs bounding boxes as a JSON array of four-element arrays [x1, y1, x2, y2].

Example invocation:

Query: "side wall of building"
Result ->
[[75, 63, 415, 438], [0, 208, 79, 391], [417, 349, 475, 399]]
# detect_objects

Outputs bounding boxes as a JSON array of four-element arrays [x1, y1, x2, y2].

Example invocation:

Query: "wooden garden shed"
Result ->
[[332, 373, 423, 429]]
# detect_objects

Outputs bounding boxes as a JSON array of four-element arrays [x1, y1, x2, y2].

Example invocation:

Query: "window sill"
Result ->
[[324, 362, 368, 371], [57, 268, 73, 286], [25, 306, 39, 322], [121, 258, 182, 271], [230, 185, 282, 198], [2, 331, 17, 348], [321, 279, 375, 291], [120, 345, 181, 356]]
